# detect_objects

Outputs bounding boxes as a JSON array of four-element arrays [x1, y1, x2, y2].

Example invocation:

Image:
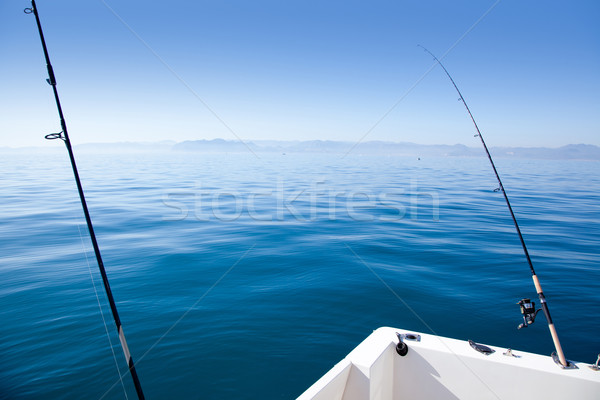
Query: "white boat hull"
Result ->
[[298, 327, 600, 400]]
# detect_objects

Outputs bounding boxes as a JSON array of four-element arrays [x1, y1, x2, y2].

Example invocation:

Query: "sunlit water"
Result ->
[[1, 150, 599, 399]]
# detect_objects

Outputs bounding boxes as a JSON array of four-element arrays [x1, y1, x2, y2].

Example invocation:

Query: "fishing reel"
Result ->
[[517, 298, 541, 329]]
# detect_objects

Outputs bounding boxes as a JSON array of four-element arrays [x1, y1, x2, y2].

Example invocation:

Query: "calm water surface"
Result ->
[[1, 150, 599, 399]]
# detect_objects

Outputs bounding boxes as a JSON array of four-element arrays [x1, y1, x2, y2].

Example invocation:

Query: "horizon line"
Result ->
[[2, 139, 599, 150]]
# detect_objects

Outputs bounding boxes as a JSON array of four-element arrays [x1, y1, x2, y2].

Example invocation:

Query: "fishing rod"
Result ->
[[419, 45, 570, 368], [25, 1, 146, 397]]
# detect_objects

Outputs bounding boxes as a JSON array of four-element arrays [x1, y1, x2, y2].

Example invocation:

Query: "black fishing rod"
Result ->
[[25, 1, 146, 396], [419, 45, 569, 368]]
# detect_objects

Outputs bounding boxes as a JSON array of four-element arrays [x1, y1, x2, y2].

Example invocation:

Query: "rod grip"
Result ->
[[549, 323, 568, 367], [532, 275, 543, 294]]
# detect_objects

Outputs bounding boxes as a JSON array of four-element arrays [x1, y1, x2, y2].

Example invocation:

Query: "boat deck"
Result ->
[[298, 327, 600, 400]]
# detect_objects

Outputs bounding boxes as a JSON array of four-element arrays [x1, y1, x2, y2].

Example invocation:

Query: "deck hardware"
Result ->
[[503, 348, 519, 358], [395, 333, 409, 356], [589, 354, 600, 371], [517, 298, 541, 329], [399, 333, 421, 342], [469, 340, 495, 355], [551, 352, 578, 369]]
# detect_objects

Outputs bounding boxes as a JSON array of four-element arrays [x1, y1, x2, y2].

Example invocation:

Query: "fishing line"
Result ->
[[345, 243, 503, 400], [419, 45, 570, 368], [342, 0, 501, 159], [77, 224, 129, 400], [99, 0, 261, 161]]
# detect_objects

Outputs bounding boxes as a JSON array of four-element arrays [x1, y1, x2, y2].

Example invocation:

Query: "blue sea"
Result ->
[[1, 149, 599, 399]]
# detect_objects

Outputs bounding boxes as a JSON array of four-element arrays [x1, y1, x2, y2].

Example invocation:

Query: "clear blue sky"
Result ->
[[1, 0, 598, 148]]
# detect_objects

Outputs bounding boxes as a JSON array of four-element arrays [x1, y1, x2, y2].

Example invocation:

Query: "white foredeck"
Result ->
[[298, 327, 600, 400]]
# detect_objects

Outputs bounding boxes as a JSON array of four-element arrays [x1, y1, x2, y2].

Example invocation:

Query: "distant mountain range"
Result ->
[[172, 139, 600, 160], [4, 140, 599, 160]]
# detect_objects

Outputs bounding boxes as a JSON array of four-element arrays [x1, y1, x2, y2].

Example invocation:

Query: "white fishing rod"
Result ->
[[25, 1, 146, 396], [419, 45, 571, 368]]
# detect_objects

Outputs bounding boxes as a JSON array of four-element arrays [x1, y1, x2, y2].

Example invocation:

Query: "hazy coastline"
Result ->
[[3, 139, 600, 160]]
